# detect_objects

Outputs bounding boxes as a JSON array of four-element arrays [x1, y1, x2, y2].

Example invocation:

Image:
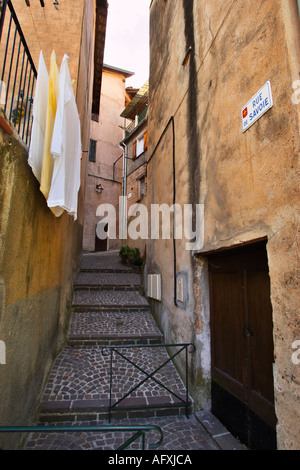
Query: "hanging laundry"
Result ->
[[47, 54, 81, 220], [40, 50, 59, 202], [28, 51, 49, 183]]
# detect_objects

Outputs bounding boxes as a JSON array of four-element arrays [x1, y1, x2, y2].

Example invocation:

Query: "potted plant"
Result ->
[[127, 247, 135, 263], [119, 245, 130, 263]]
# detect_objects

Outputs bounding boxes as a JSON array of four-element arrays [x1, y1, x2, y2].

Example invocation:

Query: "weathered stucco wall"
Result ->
[[11, 0, 85, 95], [0, 0, 96, 449], [0, 127, 81, 449], [148, 0, 300, 449]]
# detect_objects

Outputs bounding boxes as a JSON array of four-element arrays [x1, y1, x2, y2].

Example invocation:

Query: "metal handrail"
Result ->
[[0, 424, 164, 450], [102, 343, 195, 422], [0, 0, 37, 145]]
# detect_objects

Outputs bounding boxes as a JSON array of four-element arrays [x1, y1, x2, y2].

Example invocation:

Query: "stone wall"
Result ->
[[148, 0, 300, 449], [0, 0, 96, 449]]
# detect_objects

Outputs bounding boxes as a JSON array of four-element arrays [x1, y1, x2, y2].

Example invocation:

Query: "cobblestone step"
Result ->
[[34, 252, 196, 446], [72, 289, 150, 312], [68, 311, 163, 346], [79, 251, 135, 273], [38, 345, 192, 422], [24, 414, 228, 450], [74, 272, 142, 291], [25, 252, 244, 450]]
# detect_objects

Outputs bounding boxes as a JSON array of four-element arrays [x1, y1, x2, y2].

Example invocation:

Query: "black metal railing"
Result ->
[[0, 424, 164, 450], [0, 0, 37, 146], [102, 343, 195, 422], [125, 107, 148, 137]]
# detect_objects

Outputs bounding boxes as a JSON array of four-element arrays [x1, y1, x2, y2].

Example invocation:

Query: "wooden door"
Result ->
[[95, 223, 108, 252], [208, 242, 276, 449]]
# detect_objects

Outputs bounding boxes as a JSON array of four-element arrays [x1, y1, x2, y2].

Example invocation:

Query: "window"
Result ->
[[138, 176, 147, 200], [89, 139, 96, 162], [132, 130, 148, 159], [136, 135, 144, 157], [91, 113, 99, 122], [140, 177, 146, 196]]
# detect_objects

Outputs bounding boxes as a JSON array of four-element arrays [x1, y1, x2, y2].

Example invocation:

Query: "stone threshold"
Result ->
[[72, 306, 151, 312], [73, 285, 141, 291], [68, 334, 164, 346], [39, 397, 193, 423]]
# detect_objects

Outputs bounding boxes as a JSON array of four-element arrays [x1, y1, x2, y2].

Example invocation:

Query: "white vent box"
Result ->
[[147, 274, 161, 301]]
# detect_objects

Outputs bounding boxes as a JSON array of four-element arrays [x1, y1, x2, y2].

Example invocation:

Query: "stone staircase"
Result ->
[[38, 251, 192, 424]]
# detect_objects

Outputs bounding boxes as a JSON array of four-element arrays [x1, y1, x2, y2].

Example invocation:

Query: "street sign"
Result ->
[[241, 81, 273, 132]]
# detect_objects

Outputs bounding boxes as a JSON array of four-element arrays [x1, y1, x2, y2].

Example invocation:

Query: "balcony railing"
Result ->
[[125, 107, 148, 137], [0, 0, 37, 146]]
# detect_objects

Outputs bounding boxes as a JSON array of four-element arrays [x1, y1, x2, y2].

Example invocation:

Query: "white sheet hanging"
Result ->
[[28, 51, 49, 183], [47, 54, 81, 220]]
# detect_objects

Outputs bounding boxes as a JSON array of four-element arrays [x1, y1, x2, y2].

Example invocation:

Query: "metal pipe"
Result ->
[[112, 153, 122, 181], [118, 141, 128, 247]]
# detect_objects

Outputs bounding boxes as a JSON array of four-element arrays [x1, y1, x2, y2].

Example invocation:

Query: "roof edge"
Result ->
[[103, 63, 134, 78]]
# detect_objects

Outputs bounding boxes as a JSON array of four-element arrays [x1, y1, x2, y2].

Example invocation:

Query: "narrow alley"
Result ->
[[23, 251, 243, 451], [1, 0, 299, 453]]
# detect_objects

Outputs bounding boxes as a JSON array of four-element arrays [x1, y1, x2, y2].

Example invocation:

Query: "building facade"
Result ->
[[146, 0, 300, 450], [0, 0, 107, 449], [83, 64, 133, 252], [120, 80, 148, 254]]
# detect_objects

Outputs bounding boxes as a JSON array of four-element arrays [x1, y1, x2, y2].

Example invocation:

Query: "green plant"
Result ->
[[119, 245, 133, 263], [133, 248, 143, 266], [12, 101, 26, 125], [119, 246, 144, 266]]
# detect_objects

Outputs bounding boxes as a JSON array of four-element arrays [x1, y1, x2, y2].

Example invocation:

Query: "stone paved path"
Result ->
[[23, 251, 244, 451]]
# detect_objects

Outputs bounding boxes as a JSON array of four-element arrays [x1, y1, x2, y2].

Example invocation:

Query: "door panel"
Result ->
[[246, 269, 276, 427], [210, 271, 247, 402], [208, 242, 276, 449]]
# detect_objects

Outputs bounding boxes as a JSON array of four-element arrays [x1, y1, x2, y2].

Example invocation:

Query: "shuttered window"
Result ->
[[132, 140, 137, 158], [89, 139, 97, 162], [132, 129, 148, 159], [144, 130, 148, 150]]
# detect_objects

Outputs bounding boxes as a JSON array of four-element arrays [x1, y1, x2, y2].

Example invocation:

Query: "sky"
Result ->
[[103, 0, 151, 89]]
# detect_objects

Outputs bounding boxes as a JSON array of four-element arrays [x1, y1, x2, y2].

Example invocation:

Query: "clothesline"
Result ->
[[28, 50, 81, 221]]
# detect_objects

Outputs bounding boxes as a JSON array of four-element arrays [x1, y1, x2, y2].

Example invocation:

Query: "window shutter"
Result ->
[[89, 139, 96, 162], [143, 130, 148, 150], [132, 140, 137, 158]]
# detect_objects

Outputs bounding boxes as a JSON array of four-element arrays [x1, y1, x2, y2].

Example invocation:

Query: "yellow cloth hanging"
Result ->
[[40, 51, 59, 205]]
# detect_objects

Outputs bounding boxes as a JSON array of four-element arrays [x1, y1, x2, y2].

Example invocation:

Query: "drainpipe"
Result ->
[[118, 141, 128, 247]]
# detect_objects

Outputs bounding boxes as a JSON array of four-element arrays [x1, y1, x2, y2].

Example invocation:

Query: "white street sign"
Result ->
[[241, 81, 273, 132]]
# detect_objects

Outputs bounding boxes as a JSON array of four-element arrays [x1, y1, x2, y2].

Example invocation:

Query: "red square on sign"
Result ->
[[243, 107, 248, 118]]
